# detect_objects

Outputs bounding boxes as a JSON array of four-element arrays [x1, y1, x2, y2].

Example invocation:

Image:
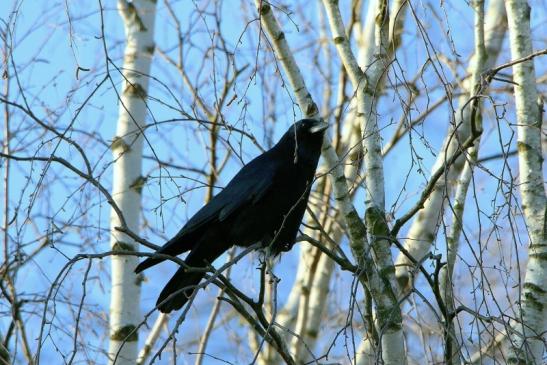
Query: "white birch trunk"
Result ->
[[440, 1, 488, 362], [322, 1, 405, 363], [441, 156, 475, 364], [359, 0, 386, 209], [108, 1, 156, 364], [504, 0, 547, 363], [394, 0, 507, 292], [344, 0, 408, 175], [289, 204, 338, 362], [445, 0, 488, 360], [353, 7, 408, 362]]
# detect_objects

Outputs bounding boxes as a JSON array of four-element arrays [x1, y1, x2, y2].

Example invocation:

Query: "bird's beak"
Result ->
[[309, 120, 329, 134]]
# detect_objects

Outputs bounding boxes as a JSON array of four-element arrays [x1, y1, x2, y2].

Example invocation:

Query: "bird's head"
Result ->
[[276, 118, 328, 164], [291, 118, 329, 137]]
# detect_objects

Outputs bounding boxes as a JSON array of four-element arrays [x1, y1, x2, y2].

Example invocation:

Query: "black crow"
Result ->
[[135, 118, 328, 313]]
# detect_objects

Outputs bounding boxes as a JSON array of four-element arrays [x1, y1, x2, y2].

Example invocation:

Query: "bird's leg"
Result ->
[[266, 264, 280, 286], [257, 259, 268, 306]]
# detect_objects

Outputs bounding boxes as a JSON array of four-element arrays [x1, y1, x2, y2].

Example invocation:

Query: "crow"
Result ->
[[135, 118, 328, 313]]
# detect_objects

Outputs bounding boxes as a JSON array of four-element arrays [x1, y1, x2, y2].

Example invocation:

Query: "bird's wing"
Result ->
[[135, 154, 280, 273], [181, 154, 280, 235]]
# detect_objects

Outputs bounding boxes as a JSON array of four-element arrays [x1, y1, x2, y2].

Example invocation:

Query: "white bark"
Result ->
[[356, 0, 378, 70], [441, 4, 484, 363], [440, 1, 487, 363], [289, 207, 339, 362], [356, 337, 376, 365], [322, 1, 405, 363], [343, 0, 408, 187], [275, 243, 312, 337], [441, 157, 474, 364], [394, 0, 508, 292], [360, 0, 387, 210], [305, 249, 335, 339], [353, 8, 408, 363], [136, 314, 167, 365], [255, 1, 319, 119], [108, 1, 156, 364], [504, 0, 547, 363], [289, 243, 321, 361]]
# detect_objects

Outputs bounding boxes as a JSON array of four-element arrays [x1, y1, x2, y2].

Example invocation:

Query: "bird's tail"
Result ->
[[135, 234, 195, 274], [156, 265, 204, 313], [156, 241, 228, 313]]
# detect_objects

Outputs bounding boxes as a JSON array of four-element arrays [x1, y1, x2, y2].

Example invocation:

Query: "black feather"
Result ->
[[135, 119, 327, 313]]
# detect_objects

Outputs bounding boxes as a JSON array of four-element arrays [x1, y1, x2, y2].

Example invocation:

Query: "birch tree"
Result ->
[[108, 1, 157, 364], [505, 0, 546, 363]]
